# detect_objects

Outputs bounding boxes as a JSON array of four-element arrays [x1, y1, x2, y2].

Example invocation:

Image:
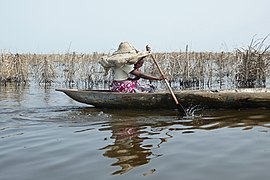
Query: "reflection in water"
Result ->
[[182, 109, 270, 131], [96, 109, 270, 175], [2, 84, 270, 176], [0, 84, 29, 106], [99, 120, 155, 175]]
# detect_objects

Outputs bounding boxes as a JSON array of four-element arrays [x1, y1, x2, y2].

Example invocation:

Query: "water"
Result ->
[[1, 85, 270, 180]]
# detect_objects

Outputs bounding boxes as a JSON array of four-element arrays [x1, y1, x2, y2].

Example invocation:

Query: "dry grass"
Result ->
[[0, 53, 28, 85], [234, 36, 270, 88], [1, 39, 269, 90]]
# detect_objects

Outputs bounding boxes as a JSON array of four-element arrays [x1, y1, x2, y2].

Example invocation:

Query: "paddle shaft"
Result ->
[[150, 54, 186, 115]]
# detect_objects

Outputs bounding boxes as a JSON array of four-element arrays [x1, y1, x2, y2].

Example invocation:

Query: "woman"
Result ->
[[111, 56, 164, 93], [100, 42, 164, 93]]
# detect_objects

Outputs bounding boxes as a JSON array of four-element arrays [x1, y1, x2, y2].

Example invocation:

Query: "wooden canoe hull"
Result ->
[[56, 88, 270, 109]]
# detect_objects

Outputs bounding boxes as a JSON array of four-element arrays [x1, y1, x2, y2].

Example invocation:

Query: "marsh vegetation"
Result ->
[[1, 37, 270, 90]]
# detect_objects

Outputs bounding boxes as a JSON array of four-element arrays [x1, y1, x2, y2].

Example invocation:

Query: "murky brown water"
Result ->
[[1, 84, 270, 180]]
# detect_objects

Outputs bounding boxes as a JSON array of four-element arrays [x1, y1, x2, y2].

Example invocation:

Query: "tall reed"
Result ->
[[235, 36, 270, 88], [38, 56, 56, 86], [0, 53, 28, 85]]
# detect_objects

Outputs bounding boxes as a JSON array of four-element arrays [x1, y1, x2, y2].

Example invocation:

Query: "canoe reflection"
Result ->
[[97, 109, 270, 175]]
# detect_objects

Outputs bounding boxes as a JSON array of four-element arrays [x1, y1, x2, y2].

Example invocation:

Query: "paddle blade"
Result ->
[[176, 104, 187, 116]]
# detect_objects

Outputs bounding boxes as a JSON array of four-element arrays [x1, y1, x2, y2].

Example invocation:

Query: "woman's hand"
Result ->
[[146, 45, 151, 52], [157, 75, 165, 81]]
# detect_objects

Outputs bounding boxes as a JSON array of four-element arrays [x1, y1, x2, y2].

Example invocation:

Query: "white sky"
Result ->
[[0, 0, 269, 53]]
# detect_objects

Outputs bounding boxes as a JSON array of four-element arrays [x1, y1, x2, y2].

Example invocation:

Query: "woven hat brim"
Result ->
[[107, 51, 150, 65]]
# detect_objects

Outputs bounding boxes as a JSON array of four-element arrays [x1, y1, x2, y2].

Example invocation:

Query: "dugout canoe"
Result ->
[[56, 88, 270, 109]]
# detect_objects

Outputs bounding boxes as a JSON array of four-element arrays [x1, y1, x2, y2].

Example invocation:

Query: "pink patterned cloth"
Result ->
[[111, 80, 140, 93], [111, 80, 156, 93]]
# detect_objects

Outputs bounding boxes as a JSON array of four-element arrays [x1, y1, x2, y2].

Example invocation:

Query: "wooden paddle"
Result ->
[[150, 54, 187, 116]]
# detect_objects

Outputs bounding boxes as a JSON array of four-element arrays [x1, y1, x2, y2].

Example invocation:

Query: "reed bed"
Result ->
[[1, 41, 269, 90], [234, 36, 270, 88], [0, 53, 28, 85]]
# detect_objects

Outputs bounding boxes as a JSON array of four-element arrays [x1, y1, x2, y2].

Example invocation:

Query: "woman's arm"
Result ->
[[130, 69, 164, 80]]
